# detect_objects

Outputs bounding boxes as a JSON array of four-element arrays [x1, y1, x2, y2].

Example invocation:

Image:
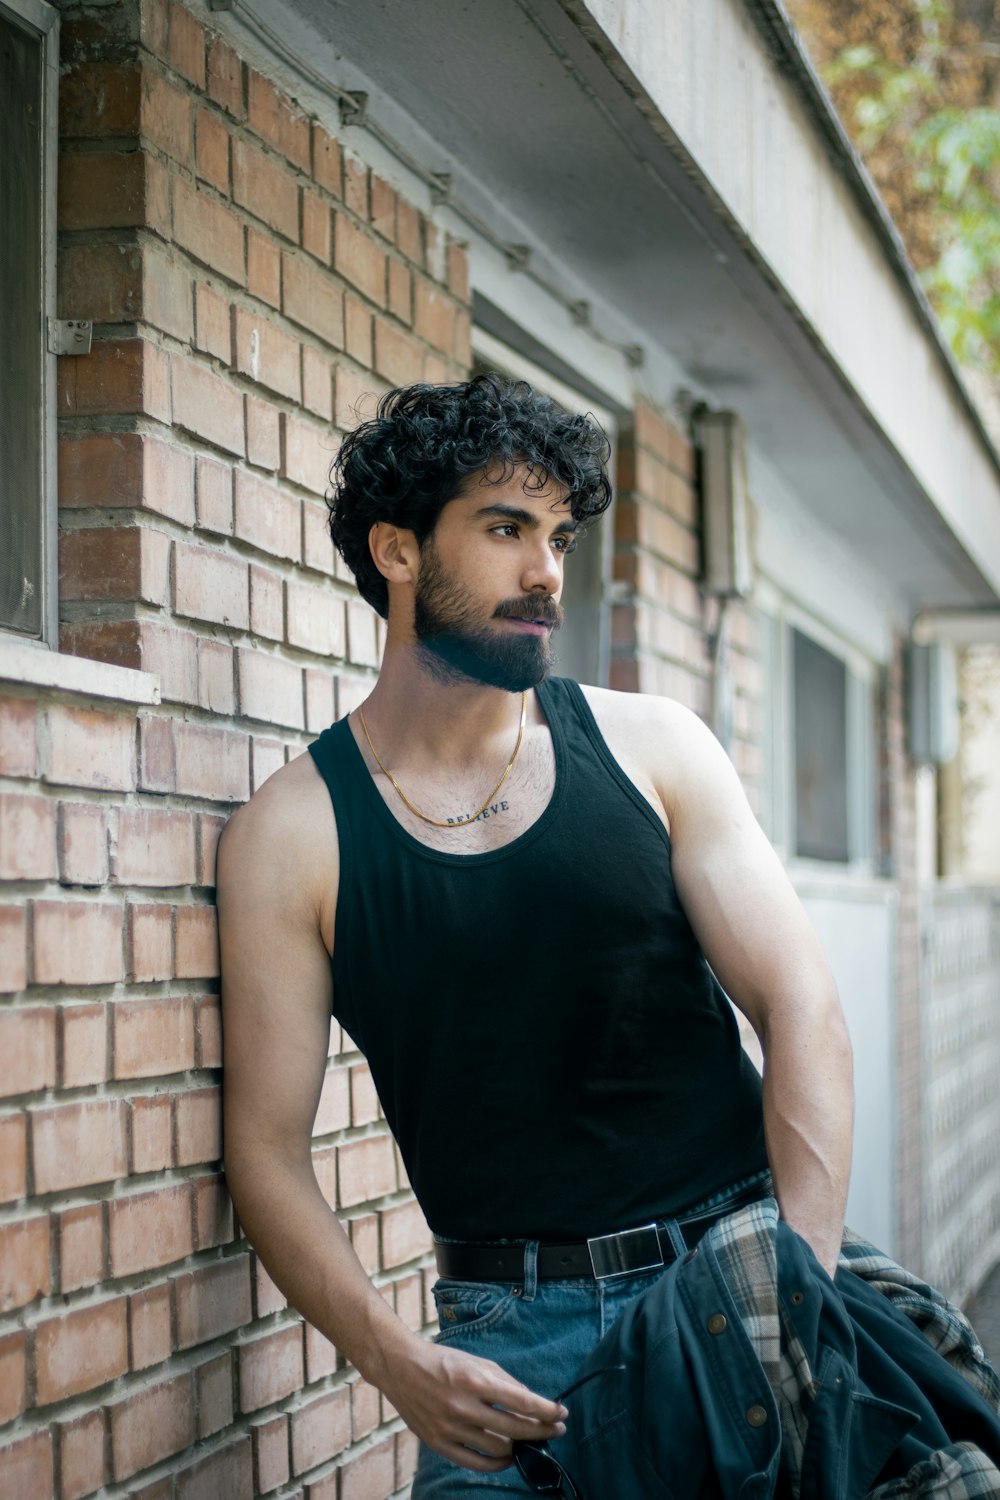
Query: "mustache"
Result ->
[[493, 597, 564, 630]]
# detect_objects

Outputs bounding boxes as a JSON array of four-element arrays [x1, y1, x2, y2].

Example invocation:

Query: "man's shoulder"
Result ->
[[219, 748, 338, 896], [577, 682, 709, 747]]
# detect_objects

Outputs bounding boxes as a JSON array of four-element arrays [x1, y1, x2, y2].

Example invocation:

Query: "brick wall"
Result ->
[[612, 405, 766, 815], [0, 0, 469, 1493]]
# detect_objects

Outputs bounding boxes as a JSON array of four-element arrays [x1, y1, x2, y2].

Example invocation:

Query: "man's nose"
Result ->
[[521, 541, 562, 596]]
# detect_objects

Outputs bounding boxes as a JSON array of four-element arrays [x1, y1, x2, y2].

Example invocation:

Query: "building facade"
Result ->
[[2, 0, 1000, 1495]]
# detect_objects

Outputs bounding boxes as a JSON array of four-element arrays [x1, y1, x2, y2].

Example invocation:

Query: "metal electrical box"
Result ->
[[699, 410, 753, 598], [908, 642, 960, 765]]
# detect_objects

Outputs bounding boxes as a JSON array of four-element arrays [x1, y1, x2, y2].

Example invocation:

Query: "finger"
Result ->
[[468, 1407, 567, 1444], [453, 1425, 512, 1460], [472, 1371, 569, 1426], [440, 1443, 512, 1474]]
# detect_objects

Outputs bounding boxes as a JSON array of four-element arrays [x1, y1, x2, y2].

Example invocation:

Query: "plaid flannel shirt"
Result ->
[[714, 1200, 1000, 1498]]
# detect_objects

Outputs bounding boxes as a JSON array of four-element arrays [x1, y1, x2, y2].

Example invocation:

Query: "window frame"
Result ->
[[1, 0, 59, 646], [760, 592, 877, 878], [470, 326, 617, 688]]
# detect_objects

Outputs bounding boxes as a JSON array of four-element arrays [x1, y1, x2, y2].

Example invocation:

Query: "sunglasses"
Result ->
[[512, 1365, 624, 1497]]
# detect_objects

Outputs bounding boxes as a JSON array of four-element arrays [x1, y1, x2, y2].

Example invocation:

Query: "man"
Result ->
[[218, 374, 854, 1494]]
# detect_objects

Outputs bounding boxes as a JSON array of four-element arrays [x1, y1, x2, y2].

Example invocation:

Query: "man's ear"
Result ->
[[369, 521, 420, 588]]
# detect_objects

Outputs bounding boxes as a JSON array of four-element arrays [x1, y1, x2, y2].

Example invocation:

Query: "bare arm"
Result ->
[[218, 765, 566, 1471], [652, 703, 854, 1274]]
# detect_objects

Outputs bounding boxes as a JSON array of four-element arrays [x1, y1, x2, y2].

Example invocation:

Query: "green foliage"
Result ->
[[825, 0, 1000, 368]]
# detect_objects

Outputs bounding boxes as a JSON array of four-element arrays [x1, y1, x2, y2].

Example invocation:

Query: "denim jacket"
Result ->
[[561, 1198, 1000, 1499]]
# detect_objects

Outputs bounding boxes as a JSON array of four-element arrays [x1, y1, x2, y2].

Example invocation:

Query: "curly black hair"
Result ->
[[327, 373, 613, 618]]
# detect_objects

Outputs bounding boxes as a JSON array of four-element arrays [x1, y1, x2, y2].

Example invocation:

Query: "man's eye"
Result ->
[[492, 524, 518, 538], [553, 536, 578, 555]]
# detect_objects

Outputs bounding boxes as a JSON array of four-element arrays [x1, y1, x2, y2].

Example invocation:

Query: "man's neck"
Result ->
[[354, 642, 532, 773]]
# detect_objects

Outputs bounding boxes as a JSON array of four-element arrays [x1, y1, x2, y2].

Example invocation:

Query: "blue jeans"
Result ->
[[410, 1170, 772, 1498]]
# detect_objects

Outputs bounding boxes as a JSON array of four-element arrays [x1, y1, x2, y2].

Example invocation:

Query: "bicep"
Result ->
[[217, 810, 334, 1172]]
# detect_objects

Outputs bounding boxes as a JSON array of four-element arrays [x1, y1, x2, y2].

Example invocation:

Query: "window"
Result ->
[[1, 0, 58, 641], [470, 328, 616, 686], [761, 609, 876, 868]]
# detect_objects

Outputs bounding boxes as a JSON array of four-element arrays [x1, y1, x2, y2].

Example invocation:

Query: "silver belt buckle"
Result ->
[[586, 1223, 664, 1280]]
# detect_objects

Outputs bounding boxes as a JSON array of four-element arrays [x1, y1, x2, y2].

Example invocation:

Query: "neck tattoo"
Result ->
[[358, 691, 527, 828]]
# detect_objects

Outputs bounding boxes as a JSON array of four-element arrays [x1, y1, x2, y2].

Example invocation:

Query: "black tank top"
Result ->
[[308, 676, 767, 1240]]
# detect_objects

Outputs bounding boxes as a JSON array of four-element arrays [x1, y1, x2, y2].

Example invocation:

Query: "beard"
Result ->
[[412, 540, 563, 691]]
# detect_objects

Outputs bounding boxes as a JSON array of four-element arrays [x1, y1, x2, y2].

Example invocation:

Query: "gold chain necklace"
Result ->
[[358, 691, 527, 828]]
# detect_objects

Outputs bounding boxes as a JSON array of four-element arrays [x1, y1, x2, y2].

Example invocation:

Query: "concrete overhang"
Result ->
[[207, 0, 1000, 610]]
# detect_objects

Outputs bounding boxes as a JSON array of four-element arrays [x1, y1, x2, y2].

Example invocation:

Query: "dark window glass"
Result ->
[[0, 8, 44, 636], [793, 628, 849, 862]]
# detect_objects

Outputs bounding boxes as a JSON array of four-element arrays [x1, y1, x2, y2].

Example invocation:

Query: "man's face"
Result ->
[[411, 467, 575, 691]]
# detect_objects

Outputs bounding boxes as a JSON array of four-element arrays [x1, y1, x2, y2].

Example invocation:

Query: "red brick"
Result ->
[[195, 279, 231, 359], [305, 668, 336, 733], [175, 904, 219, 978], [381, 1200, 430, 1268], [304, 1322, 338, 1382], [58, 336, 170, 422], [348, 1212, 380, 1274], [247, 226, 281, 307], [343, 294, 372, 366], [127, 903, 173, 982], [340, 1437, 395, 1500], [194, 1171, 233, 1249], [175, 1085, 222, 1166], [168, 2, 206, 86], [0, 1213, 49, 1312], [282, 252, 343, 347], [172, 720, 250, 801], [59, 803, 109, 887], [252, 1254, 286, 1317], [176, 1435, 252, 1500], [252, 737, 286, 791], [0, 1332, 25, 1422], [176, 1254, 252, 1347], [0, 696, 37, 777], [172, 353, 245, 455], [351, 1376, 380, 1440], [114, 995, 195, 1078], [313, 1068, 352, 1134], [394, 1270, 424, 1331], [126, 1282, 172, 1374], [246, 395, 281, 469], [413, 277, 457, 355], [133, 1477, 180, 1500], [198, 814, 227, 887], [131, 1093, 174, 1174], [424, 349, 450, 383], [370, 174, 396, 241], [110, 1372, 195, 1481], [302, 189, 332, 263], [313, 123, 342, 196], [207, 34, 243, 118], [0, 794, 56, 881], [373, 316, 423, 386], [346, 600, 380, 668], [248, 69, 311, 171], [143, 240, 194, 340], [395, 198, 423, 264], [233, 136, 299, 239], [237, 649, 304, 729], [35, 1297, 127, 1403], [116, 806, 198, 888], [282, 413, 336, 496], [349, 1062, 380, 1126], [197, 639, 235, 716], [45, 703, 135, 792], [336, 676, 369, 719], [335, 364, 382, 430], [248, 565, 282, 641], [447, 238, 470, 302], [59, 150, 170, 234], [343, 156, 368, 219], [195, 996, 222, 1070], [59, 432, 195, 525], [238, 1325, 304, 1412], [0, 1430, 54, 1500], [253, 1414, 289, 1493], [0, 1007, 55, 1099], [303, 501, 336, 577], [291, 1386, 351, 1475], [59, 524, 169, 605], [32, 1098, 127, 1193], [141, 66, 192, 163], [334, 213, 385, 305], [32, 899, 124, 985], [0, 1114, 26, 1202], [453, 306, 472, 366], [196, 1352, 234, 1438], [174, 540, 250, 629], [60, 1003, 108, 1088], [61, 60, 141, 136], [387, 258, 412, 324], [397, 1427, 420, 1489], [338, 1134, 396, 1208], [109, 1182, 193, 1277], [59, 1409, 106, 1500], [233, 308, 301, 402], [59, 240, 143, 323]]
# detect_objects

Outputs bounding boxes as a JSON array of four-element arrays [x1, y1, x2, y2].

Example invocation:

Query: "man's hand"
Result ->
[[379, 1339, 568, 1473]]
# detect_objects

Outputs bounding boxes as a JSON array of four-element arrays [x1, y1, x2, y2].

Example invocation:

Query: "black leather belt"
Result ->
[[434, 1203, 734, 1283]]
